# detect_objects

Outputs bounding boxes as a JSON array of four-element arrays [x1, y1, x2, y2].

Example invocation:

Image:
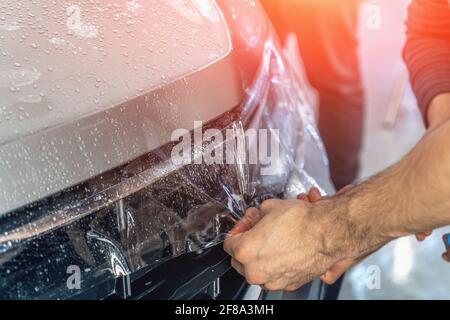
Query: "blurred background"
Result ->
[[263, 0, 450, 299]]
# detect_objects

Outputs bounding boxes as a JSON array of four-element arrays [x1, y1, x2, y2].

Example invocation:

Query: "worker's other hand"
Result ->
[[442, 233, 450, 262], [415, 230, 433, 241], [224, 193, 352, 291]]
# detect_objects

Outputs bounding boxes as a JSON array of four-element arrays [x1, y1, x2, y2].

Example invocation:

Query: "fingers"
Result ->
[[229, 248, 266, 286], [259, 198, 284, 216], [297, 193, 309, 201], [245, 207, 262, 226], [262, 279, 289, 291], [416, 232, 426, 241], [228, 207, 261, 236], [308, 187, 322, 202], [263, 275, 311, 292], [231, 258, 245, 276], [321, 271, 344, 285], [442, 233, 450, 262], [297, 187, 322, 203], [297, 185, 351, 206], [228, 220, 249, 237], [284, 283, 302, 292], [320, 258, 355, 285], [223, 233, 243, 258], [415, 230, 433, 242]]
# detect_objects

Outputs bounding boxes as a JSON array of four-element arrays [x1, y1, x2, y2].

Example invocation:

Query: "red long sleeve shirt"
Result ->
[[403, 0, 450, 126]]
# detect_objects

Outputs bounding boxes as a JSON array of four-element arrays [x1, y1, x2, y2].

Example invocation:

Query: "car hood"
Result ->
[[0, 0, 243, 215]]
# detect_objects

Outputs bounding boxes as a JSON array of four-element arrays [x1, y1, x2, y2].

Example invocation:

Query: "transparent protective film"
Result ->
[[0, 37, 333, 299], [237, 39, 334, 203]]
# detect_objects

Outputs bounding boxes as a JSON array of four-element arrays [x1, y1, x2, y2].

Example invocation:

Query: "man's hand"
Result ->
[[416, 230, 432, 241], [224, 194, 358, 291], [227, 187, 371, 287], [225, 186, 434, 290], [442, 233, 450, 262]]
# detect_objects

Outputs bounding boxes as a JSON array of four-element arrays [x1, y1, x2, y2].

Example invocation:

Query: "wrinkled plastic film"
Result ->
[[238, 40, 334, 202], [0, 37, 333, 299]]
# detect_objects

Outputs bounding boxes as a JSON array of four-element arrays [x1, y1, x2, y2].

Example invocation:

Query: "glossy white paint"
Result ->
[[0, 0, 244, 214]]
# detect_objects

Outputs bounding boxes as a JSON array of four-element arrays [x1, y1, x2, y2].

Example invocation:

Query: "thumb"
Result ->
[[228, 207, 261, 236], [320, 258, 356, 285]]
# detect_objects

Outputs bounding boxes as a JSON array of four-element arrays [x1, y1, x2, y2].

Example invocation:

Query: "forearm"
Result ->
[[320, 98, 450, 257]]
